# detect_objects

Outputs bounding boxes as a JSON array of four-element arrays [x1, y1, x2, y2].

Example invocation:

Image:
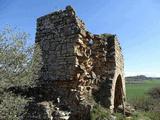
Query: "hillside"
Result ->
[[126, 75, 160, 81]]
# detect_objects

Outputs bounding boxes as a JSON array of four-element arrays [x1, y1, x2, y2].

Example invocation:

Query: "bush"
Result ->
[[0, 92, 30, 120], [148, 87, 160, 100], [130, 96, 156, 111], [90, 104, 110, 120], [143, 112, 160, 120]]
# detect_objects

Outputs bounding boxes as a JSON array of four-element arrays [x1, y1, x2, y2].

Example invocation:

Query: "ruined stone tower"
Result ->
[[35, 6, 125, 120]]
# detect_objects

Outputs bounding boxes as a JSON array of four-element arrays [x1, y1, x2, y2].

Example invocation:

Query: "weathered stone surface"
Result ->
[[32, 5, 126, 120]]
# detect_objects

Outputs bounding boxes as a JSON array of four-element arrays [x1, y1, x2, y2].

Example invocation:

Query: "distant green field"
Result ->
[[126, 80, 160, 101]]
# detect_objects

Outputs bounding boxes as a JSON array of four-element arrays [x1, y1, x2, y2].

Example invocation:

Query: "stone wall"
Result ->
[[34, 5, 125, 120], [36, 6, 83, 81]]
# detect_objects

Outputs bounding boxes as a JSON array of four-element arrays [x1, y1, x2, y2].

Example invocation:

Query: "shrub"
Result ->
[[130, 96, 156, 111], [143, 112, 160, 120], [148, 87, 160, 100], [90, 104, 110, 120], [0, 92, 30, 120]]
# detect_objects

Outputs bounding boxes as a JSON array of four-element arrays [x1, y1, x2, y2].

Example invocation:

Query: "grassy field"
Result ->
[[126, 80, 160, 101]]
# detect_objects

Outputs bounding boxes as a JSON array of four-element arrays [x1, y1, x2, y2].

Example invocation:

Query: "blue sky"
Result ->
[[0, 0, 160, 77]]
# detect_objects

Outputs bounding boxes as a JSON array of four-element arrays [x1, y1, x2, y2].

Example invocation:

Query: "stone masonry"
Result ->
[[34, 6, 126, 120]]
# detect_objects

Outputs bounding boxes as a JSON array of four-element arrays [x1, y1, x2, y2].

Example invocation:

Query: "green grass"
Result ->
[[126, 80, 160, 101], [90, 104, 110, 120]]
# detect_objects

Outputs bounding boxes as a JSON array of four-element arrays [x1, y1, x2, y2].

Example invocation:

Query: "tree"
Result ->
[[0, 27, 34, 86], [0, 27, 34, 119]]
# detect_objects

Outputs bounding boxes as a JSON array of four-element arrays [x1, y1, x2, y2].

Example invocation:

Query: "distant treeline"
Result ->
[[125, 75, 160, 82]]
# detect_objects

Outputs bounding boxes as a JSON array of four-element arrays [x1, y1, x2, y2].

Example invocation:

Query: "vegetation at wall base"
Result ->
[[90, 104, 111, 120]]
